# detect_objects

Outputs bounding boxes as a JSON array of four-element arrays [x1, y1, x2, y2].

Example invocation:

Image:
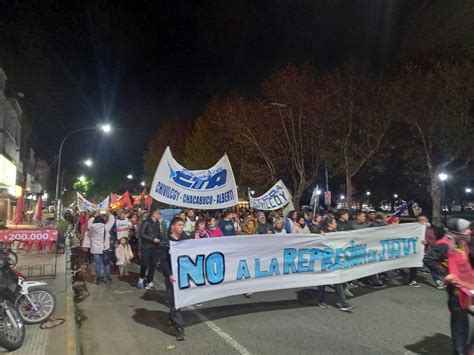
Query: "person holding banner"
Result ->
[[160, 217, 191, 341], [317, 217, 355, 312]]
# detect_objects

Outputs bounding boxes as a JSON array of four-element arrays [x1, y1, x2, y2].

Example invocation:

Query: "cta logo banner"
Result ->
[[151, 147, 238, 209]]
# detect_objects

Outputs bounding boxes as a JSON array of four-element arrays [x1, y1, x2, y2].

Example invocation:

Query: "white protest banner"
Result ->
[[76, 193, 110, 211], [170, 223, 425, 308], [150, 146, 238, 209], [249, 180, 292, 211]]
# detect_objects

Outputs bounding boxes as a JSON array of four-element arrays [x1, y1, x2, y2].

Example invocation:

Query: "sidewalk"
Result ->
[[0, 239, 79, 355]]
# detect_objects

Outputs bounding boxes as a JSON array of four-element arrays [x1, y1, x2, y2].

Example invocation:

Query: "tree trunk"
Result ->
[[346, 172, 352, 210], [430, 173, 442, 225], [292, 174, 305, 210]]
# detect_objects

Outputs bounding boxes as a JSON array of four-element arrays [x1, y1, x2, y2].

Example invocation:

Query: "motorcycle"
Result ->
[[14, 272, 56, 324], [0, 251, 25, 351], [0, 245, 56, 325]]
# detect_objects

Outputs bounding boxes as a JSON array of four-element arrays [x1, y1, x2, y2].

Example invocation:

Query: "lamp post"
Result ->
[[55, 124, 111, 220], [438, 173, 449, 224]]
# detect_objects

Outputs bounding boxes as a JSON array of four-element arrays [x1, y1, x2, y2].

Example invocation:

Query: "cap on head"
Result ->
[[446, 218, 471, 233], [256, 211, 265, 218]]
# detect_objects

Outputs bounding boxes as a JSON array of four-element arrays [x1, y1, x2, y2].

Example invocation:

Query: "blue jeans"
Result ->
[[318, 284, 347, 304], [93, 253, 111, 279]]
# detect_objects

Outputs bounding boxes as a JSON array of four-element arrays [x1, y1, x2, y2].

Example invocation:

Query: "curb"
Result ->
[[65, 241, 79, 355]]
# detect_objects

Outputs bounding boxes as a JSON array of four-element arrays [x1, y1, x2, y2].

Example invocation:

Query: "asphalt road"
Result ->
[[77, 265, 469, 355]]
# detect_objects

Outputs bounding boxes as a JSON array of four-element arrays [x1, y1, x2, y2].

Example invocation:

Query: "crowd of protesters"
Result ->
[[67, 206, 473, 352]]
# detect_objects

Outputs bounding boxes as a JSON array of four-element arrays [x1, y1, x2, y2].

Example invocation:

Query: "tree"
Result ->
[[72, 177, 94, 195], [243, 64, 324, 208], [321, 63, 396, 209], [184, 95, 269, 196], [143, 117, 192, 184], [399, 60, 474, 224]]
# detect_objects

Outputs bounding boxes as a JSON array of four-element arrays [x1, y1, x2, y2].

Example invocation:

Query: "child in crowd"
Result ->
[[115, 236, 134, 276]]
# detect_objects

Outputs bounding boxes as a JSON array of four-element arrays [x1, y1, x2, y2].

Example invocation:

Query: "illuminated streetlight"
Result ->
[[55, 122, 112, 221], [340, 194, 345, 200], [140, 181, 146, 187], [438, 173, 448, 181], [466, 187, 472, 194], [316, 190, 322, 195], [366, 191, 371, 196], [79, 175, 86, 182], [394, 193, 398, 199], [127, 174, 133, 180], [101, 124, 112, 133], [84, 159, 93, 167]]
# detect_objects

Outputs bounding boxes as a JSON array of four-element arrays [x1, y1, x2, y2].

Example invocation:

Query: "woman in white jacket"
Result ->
[[88, 210, 115, 284]]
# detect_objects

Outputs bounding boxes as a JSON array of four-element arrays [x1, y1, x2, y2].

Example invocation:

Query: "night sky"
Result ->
[[0, 0, 405, 190]]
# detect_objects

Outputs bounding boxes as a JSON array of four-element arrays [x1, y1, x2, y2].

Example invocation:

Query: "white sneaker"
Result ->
[[408, 281, 421, 288], [145, 282, 156, 290]]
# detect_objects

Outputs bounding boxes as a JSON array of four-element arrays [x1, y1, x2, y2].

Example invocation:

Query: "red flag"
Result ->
[[110, 193, 118, 204], [145, 195, 153, 210], [118, 191, 132, 210], [15, 196, 25, 225], [35, 195, 43, 221]]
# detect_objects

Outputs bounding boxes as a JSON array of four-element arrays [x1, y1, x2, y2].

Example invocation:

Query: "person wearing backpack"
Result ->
[[88, 210, 116, 284]]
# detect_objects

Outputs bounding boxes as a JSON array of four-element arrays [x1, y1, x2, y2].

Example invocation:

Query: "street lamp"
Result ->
[[101, 124, 112, 133], [438, 173, 448, 181], [78, 175, 86, 182], [366, 191, 371, 196], [438, 173, 449, 224], [340, 194, 345, 200], [127, 174, 133, 180], [316, 190, 322, 195], [55, 123, 112, 220], [84, 159, 93, 167], [466, 187, 472, 194], [140, 181, 146, 187], [394, 193, 398, 199]]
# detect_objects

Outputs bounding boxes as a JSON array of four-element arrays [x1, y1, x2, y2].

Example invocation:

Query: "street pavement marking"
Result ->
[[188, 305, 251, 355], [154, 275, 250, 354]]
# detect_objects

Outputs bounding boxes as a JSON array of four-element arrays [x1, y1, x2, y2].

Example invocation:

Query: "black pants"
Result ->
[[165, 276, 184, 329], [448, 290, 471, 355], [409, 267, 417, 283], [139, 247, 159, 284]]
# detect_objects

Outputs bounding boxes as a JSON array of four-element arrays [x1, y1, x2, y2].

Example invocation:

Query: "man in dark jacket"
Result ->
[[160, 217, 191, 341], [424, 218, 473, 355], [137, 209, 165, 290], [336, 209, 353, 232]]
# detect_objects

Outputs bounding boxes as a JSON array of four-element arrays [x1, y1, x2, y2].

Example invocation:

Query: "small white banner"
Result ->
[[249, 180, 292, 211], [150, 147, 238, 209], [170, 223, 425, 308], [76, 193, 109, 212]]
